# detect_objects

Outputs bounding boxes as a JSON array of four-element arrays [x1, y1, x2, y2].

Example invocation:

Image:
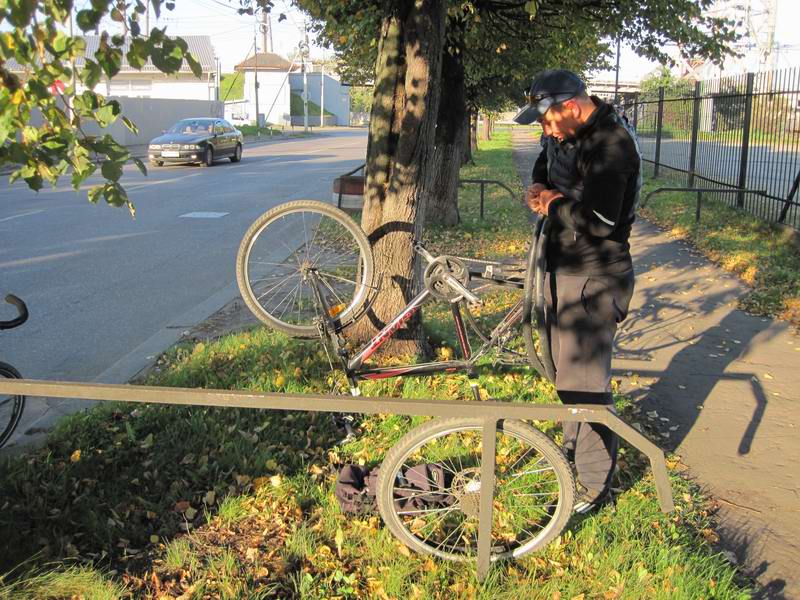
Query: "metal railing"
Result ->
[[642, 186, 769, 223], [625, 67, 800, 229], [458, 179, 517, 219], [0, 379, 673, 580]]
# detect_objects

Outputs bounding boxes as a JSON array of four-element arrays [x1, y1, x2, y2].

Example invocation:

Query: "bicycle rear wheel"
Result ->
[[376, 417, 574, 563], [0, 362, 25, 448], [236, 200, 374, 338]]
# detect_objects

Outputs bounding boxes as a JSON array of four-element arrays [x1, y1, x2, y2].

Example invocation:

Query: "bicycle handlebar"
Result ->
[[1, 294, 29, 330]]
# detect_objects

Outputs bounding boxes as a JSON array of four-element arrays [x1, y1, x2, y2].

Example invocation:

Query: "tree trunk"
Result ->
[[470, 111, 478, 154], [461, 109, 473, 165], [351, 0, 446, 357], [425, 48, 466, 227]]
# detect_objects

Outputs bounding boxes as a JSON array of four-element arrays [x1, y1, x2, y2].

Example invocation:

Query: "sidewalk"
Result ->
[[512, 128, 800, 599]]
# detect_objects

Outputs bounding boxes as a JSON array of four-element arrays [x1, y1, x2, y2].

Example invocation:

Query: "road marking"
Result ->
[[179, 212, 230, 219], [0, 209, 45, 223]]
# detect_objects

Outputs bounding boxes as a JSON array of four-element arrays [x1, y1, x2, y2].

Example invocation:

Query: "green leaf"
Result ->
[[101, 159, 123, 182], [132, 157, 148, 176], [95, 101, 121, 128], [76, 9, 103, 33], [80, 60, 103, 90], [122, 116, 139, 135], [87, 184, 104, 204], [185, 53, 202, 79]]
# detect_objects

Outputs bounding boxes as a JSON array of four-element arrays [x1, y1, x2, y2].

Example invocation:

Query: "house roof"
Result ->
[[4, 35, 216, 74], [234, 52, 300, 72]]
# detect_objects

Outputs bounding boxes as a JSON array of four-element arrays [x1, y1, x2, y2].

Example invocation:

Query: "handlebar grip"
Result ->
[[1, 294, 29, 329]]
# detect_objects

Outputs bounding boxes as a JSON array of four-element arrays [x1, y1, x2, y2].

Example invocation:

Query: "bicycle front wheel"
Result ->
[[0, 362, 25, 448], [236, 200, 374, 338], [377, 417, 574, 563]]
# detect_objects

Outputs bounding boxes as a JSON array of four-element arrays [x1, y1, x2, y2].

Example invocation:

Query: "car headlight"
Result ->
[[149, 144, 161, 150]]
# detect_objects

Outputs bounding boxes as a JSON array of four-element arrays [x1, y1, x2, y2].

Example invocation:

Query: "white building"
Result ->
[[7, 35, 219, 101], [230, 52, 350, 127]]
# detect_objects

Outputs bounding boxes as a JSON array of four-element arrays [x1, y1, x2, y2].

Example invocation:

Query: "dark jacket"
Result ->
[[532, 99, 641, 275]]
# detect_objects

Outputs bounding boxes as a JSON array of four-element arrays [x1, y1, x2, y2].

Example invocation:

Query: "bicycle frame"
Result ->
[[307, 247, 529, 391]]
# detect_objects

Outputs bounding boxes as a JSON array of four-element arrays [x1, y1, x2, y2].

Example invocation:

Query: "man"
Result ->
[[514, 69, 641, 513]]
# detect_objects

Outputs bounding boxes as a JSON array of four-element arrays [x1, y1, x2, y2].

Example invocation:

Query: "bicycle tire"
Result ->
[[522, 218, 556, 381], [236, 200, 374, 338], [376, 417, 574, 563], [0, 362, 25, 448]]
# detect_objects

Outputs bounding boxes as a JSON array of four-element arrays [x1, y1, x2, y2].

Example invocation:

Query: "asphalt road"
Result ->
[[0, 129, 368, 442]]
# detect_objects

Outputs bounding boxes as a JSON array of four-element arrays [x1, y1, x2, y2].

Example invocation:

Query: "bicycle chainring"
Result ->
[[423, 256, 469, 301]]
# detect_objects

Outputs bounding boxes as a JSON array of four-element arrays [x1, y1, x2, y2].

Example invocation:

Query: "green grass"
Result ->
[[290, 92, 334, 117], [640, 173, 800, 326], [220, 72, 244, 101], [237, 124, 283, 136], [0, 128, 753, 598]]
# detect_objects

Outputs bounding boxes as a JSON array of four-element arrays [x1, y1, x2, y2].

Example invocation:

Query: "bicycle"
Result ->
[[1, 294, 29, 449], [236, 199, 572, 563]]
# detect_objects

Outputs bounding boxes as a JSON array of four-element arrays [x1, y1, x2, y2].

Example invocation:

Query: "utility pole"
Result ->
[[254, 26, 260, 128], [260, 10, 271, 54], [145, 0, 150, 34], [302, 21, 309, 133], [613, 36, 621, 106], [320, 58, 325, 128]]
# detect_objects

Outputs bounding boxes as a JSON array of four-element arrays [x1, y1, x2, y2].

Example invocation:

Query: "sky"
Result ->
[[591, 0, 800, 82], [6, 0, 800, 79]]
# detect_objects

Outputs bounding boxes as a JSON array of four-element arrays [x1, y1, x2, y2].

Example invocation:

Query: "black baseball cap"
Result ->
[[513, 69, 586, 125]]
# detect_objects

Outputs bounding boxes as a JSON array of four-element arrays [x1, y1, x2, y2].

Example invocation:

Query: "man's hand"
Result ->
[[526, 183, 547, 212], [531, 188, 564, 216]]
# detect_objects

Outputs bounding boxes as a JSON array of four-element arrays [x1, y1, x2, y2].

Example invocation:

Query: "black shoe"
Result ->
[[573, 486, 613, 514]]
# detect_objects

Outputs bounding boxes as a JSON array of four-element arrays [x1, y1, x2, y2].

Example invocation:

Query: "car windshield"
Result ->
[[166, 119, 214, 135]]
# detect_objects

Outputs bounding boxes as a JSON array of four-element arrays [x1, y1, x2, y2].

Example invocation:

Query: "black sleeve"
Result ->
[[531, 148, 549, 186], [547, 129, 635, 238]]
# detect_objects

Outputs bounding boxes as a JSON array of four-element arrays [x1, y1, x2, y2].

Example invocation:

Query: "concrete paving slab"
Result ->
[[512, 126, 800, 599]]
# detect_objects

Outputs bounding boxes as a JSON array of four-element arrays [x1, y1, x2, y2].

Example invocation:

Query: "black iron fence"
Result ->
[[625, 67, 800, 229]]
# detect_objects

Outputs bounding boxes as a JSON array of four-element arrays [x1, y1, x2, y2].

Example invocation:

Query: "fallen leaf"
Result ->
[[70, 450, 81, 463]]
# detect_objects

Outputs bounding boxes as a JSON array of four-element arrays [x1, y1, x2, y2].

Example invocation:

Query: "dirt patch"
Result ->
[[185, 296, 261, 342]]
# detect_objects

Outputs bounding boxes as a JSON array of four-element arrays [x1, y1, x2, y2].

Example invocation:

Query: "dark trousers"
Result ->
[[543, 270, 634, 497]]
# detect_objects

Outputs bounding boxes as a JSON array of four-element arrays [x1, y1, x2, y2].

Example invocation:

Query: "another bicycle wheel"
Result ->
[[0, 362, 25, 448], [522, 217, 556, 381], [377, 417, 574, 563], [236, 200, 374, 338]]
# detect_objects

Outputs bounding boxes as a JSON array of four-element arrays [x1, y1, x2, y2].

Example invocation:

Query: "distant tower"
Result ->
[[703, 0, 778, 74]]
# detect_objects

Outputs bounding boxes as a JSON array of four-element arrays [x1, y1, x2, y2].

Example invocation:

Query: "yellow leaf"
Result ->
[[274, 374, 286, 387], [10, 89, 25, 105], [339, 35, 348, 44], [149, 535, 159, 544], [70, 449, 81, 463], [294, 367, 302, 378], [396, 543, 412, 557], [269, 474, 282, 487]]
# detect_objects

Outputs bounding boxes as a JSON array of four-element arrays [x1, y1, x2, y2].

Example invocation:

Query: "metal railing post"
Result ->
[[632, 92, 639, 130], [480, 182, 485, 220], [737, 73, 755, 208], [696, 190, 702, 223], [688, 81, 702, 187], [477, 417, 498, 580], [653, 87, 665, 178]]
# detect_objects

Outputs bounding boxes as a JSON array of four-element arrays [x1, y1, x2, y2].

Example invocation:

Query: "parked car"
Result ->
[[148, 118, 243, 167]]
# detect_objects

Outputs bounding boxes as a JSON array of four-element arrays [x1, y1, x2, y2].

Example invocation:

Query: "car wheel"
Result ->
[[202, 146, 214, 167], [230, 143, 242, 163]]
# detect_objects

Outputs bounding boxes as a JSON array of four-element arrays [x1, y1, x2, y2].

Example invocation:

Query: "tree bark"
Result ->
[[461, 109, 473, 165], [351, 0, 446, 357], [425, 48, 466, 227]]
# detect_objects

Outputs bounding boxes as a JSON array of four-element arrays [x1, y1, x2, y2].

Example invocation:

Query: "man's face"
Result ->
[[539, 101, 581, 141]]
